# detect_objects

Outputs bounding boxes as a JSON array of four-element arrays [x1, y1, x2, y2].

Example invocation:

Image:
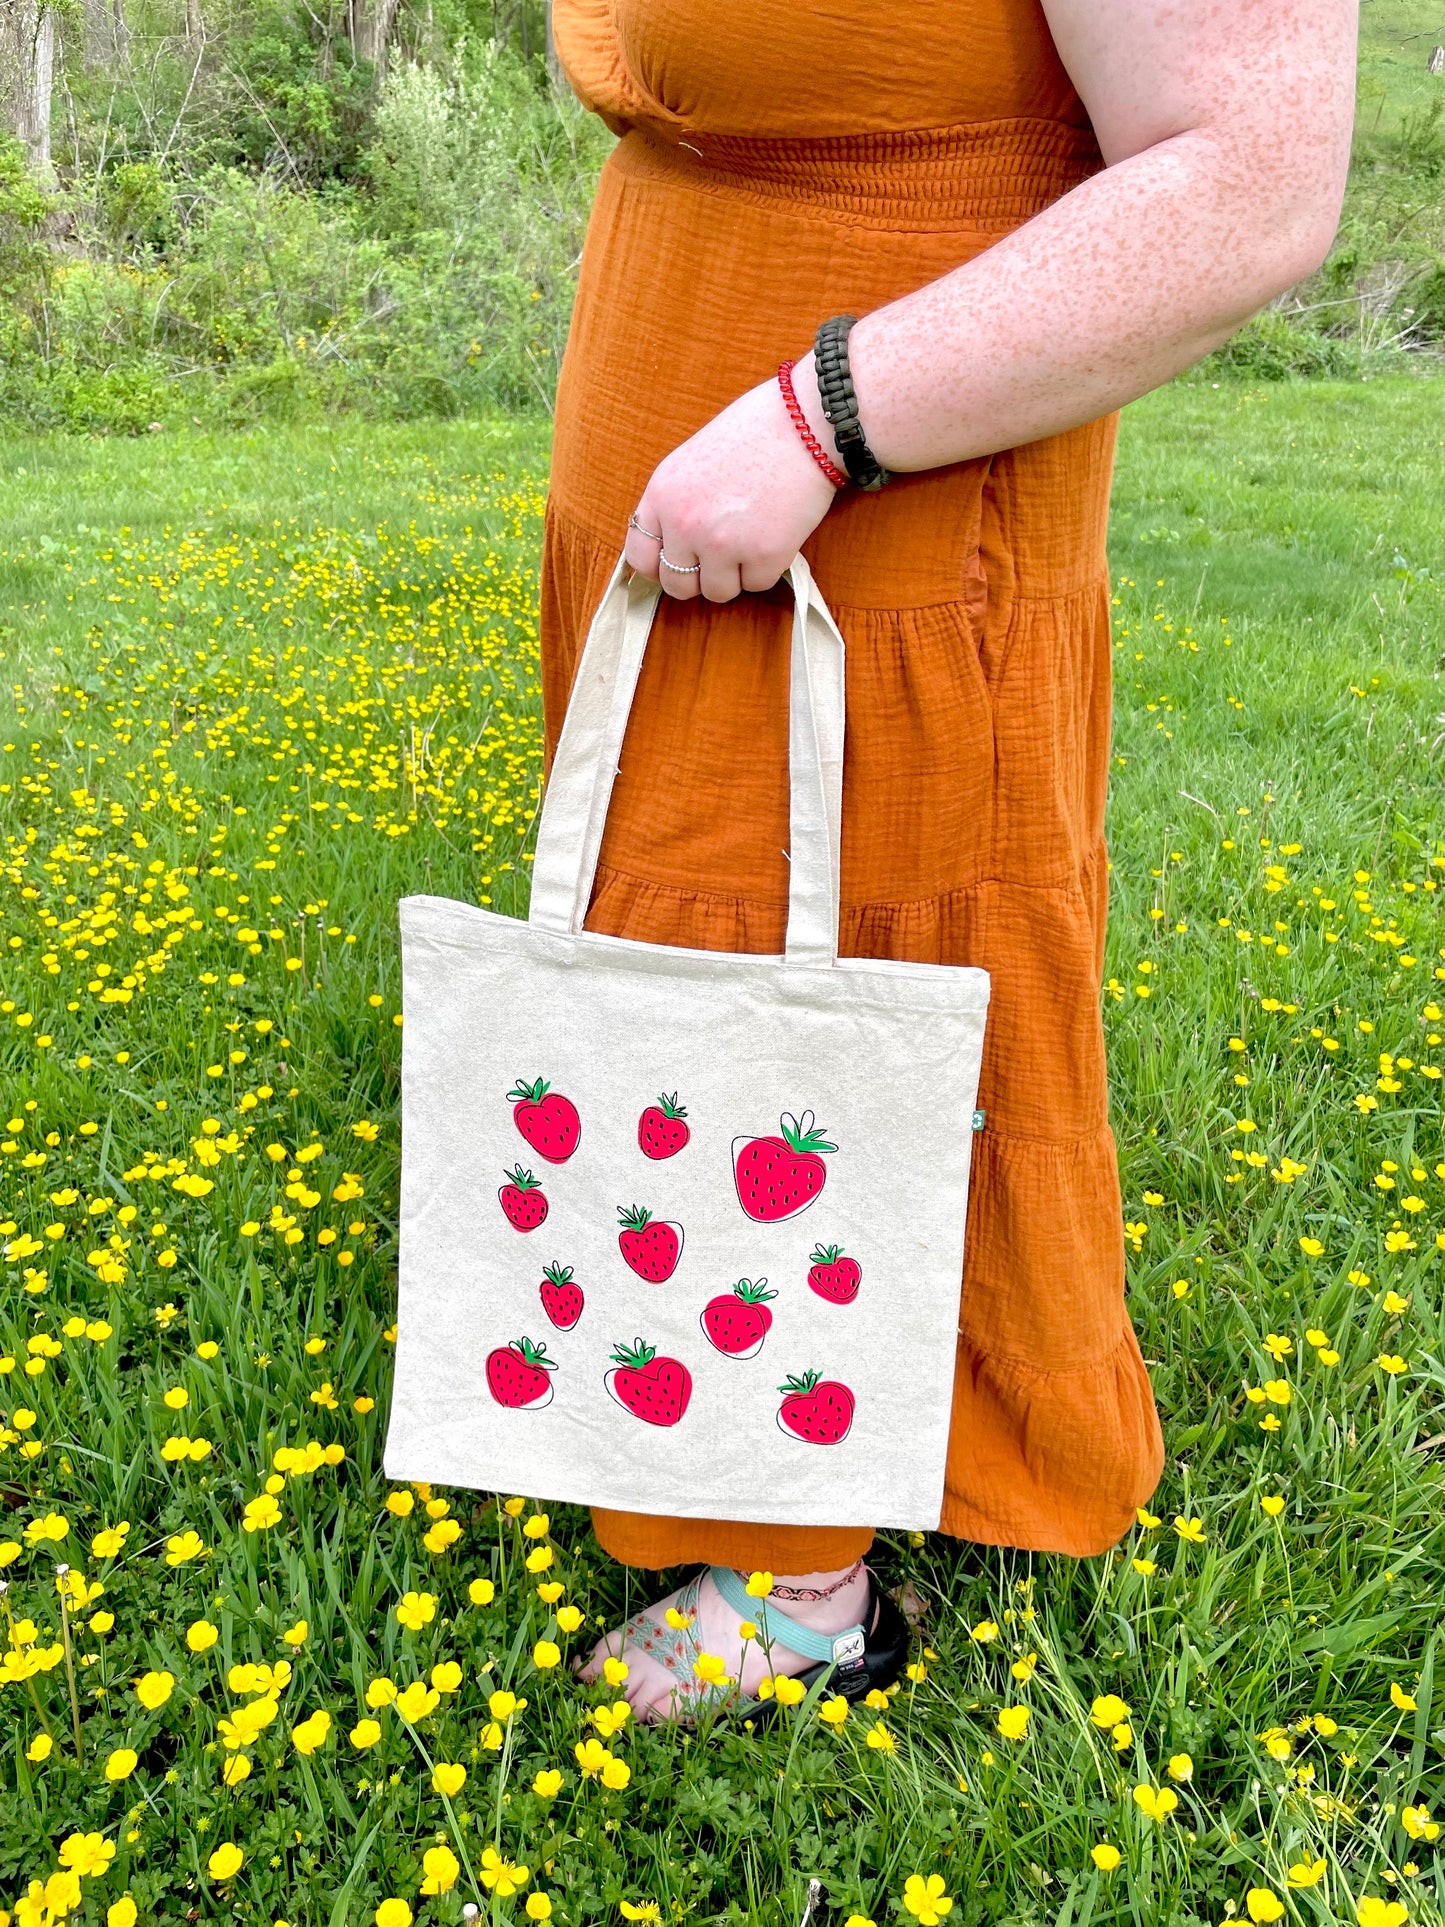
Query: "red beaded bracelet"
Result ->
[[778, 360, 848, 489]]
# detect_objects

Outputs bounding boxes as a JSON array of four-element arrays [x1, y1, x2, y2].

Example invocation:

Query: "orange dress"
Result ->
[[543, 0, 1165, 1572]]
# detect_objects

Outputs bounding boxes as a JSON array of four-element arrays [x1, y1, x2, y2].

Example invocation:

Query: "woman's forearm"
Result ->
[[787, 2, 1356, 476]]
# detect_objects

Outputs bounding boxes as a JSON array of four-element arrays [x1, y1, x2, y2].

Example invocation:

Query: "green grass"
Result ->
[[0, 383, 1442, 1926]]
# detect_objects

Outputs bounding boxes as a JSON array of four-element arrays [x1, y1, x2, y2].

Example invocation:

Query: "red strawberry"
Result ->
[[776, 1370, 855, 1445], [807, 1244, 861, 1305], [700, 1278, 776, 1359], [616, 1205, 683, 1282], [509, 1078, 581, 1164], [638, 1094, 690, 1161], [486, 1337, 555, 1409], [539, 1262, 584, 1331], [604, 1338, 692, 1427], [733, 1111, 837, 1223], [499, 1166, 548, 1232]]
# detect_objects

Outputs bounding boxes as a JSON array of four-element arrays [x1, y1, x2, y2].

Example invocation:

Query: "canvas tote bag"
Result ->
[[385, 553, 990, 1528]]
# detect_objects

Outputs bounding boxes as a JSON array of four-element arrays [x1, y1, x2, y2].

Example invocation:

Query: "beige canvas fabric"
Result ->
[[385, 556, 991, 1527]]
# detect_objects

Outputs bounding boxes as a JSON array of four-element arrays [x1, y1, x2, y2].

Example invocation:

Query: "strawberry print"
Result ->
[[498, 1166, 548, 1232], [616, 1204, 683, 1281], [539, 1262, 584, 1332], [733, 1110, 837, 1223], [508, 1077, 581, 1164], [604, 1338, 693, 1427], [807, 1244, 861, 1305], [700, 1278, 776, 1359], [638, 1093, 690, 1160], [485, 1337, 555, 1410], [776, 1369, 855, 1445]]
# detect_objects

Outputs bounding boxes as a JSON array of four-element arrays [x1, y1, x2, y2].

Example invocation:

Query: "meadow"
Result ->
[[0, 377, 1442, 1926]]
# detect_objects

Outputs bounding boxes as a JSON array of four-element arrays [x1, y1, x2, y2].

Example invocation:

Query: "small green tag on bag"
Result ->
[[972, 1110, 986, 1131]]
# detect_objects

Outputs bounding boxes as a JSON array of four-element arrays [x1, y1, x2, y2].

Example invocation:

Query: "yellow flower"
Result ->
[[533, 1639, 561, 1669], [1245, 1890, 1285, 1923], [525, 1544, 554, 1572], [424, 1519, 462, 1554], [1287, 1857, 1327, 1888], [187, 1619, 219, 1653], [620, 1906, 662, 1923], [502, 1496, 528, 1517], [1299, 1236, 1324, 1257], [375, 1904, 413, 1927], [902, 1874, 954, 1925], [421, 1844, 460, 1895], [602, 1656, 630, 1686], [365, 1676, 397, 1708], [576, 1737, 614, 1778], [1356, 1902, 1408, 1927], [1090, 1844, 1121, 1872], [1132, 1785, 1178, 1822], [282, 1619, 308, 1647], [1173, 1515, 1205, 1543], [591, 1701, 631, 1738], [487, 1687, 521, 1721], [1391, 1681, 1418, 1712], [395, 1590, 437, 1631], [996, 1705, 1031, 1741], [135, 1669, 174, 1709], [479, 1846, 530, 1897], [526, 1898, 553, 1922], [537, 1581, 564, 1604], [349, 1718, 382, 1749], [25, 1510, 69, 1544], [468, 1577, 496, 1606], [104, 1747, 138, 1781], [385, 1490, 415, 1517], [163, 1386, 189, 1409], [291, 1709, 332, 1755], [818, 1695, 850, 1727], [394, 1681, 439, 1722], [969, 1619, 999, 1642], [90, 1523, 130, 1559], [1166, 1752, 1193, 1781], [533, 1768, 563, 1798], [1260, 1495, 1285, 1517], [745, 1570, 773, 1597], [26, 1733, 53, 1761], [59, 1831, 116, 1876], [865, 1720, 897, 1753], [1010, 1653, 1038, 1683], [693, 1650, 730, 1687], [1136, 1508, 1160, 1528], [1377, 1354, 1409, 1375], [1090, 1694, 1130, 1728], [842, 1918, 876, 1927], [207, 1842, 244, 1881], [523, 1512, 551, 1539], [241, 1494, 280, 1532], [432, 1762, 467, 1797], [601, 1755, 631, 1790], [108, 1900, 139, 1927], [221, 1754, 251, 1785], [431, 1660, 463, 1693], [771, 1675, 807, 1707], [557, 1604, 584, 1632], [1132, 1559, 1156, 1575]]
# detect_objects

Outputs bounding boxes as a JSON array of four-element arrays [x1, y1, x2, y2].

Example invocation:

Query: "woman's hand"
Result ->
[[624, 352, 843, 601]]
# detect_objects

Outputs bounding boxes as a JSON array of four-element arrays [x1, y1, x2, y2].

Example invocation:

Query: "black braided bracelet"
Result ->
[[814, 313, 892, 492]]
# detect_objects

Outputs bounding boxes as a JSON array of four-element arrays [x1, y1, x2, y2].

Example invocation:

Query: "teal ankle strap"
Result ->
[[710, 1565, 867, 1670]]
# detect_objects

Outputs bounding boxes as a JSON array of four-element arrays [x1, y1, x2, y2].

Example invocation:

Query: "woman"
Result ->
[[541, 0, 1357, 1721]]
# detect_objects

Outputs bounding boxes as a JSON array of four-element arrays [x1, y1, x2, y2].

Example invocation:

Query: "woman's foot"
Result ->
[[577, 1562, 874, 1724]]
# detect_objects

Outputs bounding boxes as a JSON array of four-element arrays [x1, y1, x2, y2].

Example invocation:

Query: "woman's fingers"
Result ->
[[623, 507, 663, 581]]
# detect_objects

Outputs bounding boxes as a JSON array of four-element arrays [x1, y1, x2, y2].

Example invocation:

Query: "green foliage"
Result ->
[[0, 136, 50, 299], [0, 384, 1443, 1920]]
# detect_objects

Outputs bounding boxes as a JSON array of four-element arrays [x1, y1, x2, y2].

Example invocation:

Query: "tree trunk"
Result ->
[[348, 0, 402, 72], [184, 0, 205, 53], [545, 0, 568, 93], [2, 0, 56, 181]]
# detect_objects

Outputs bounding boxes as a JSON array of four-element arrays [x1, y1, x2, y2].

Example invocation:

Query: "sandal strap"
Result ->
[[618, 1577, 727, 1714], [710, 1564, 868, 1670]]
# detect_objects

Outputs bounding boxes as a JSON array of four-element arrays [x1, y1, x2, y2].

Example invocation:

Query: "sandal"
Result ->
[[598, 1564, 909, 1726]]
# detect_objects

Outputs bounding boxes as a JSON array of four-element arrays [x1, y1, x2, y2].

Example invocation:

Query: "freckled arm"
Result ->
[[787, 0, 1359, 472]]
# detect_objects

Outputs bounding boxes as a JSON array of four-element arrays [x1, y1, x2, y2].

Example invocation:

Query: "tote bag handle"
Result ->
[[528, 553, 845, 967]]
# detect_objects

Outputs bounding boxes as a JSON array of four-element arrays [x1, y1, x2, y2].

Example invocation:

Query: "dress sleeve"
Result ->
[[551, 0, 642, 138]]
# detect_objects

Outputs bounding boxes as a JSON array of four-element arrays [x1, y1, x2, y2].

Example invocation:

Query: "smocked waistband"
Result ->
[[613, 116, 1102, 230]]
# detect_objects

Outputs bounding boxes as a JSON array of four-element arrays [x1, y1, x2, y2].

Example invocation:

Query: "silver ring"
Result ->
[[660, 550, 701, 574], [627, 512, 663, 542]]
